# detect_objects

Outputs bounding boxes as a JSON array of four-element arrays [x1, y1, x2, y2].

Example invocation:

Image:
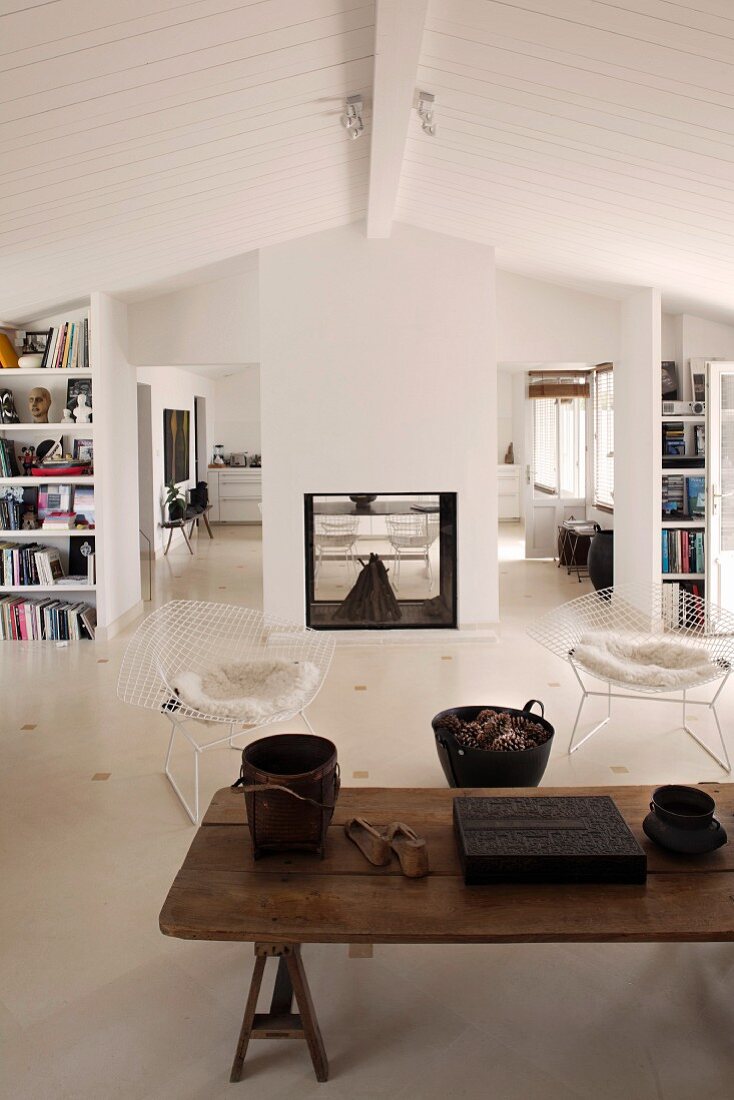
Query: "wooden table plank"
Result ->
[[163, 785, 734, 946], [160, 868, 734, 944], [205, 783, 731, 827], [183, 819, 734, 877]]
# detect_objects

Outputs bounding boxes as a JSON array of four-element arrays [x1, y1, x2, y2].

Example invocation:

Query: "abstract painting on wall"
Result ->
[[163, 408, 190, 484]]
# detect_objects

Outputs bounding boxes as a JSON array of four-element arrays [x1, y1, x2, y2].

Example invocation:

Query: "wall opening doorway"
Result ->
[[497, 363, 608, 617], [194, 395, 207, 484]]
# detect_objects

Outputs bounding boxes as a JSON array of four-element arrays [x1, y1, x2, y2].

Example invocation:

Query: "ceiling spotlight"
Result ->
[[341, 94, 364, 140], [417, 91, 436, 136]]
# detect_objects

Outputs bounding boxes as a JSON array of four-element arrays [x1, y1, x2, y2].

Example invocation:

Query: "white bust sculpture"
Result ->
[[73, 393, 92, 423]]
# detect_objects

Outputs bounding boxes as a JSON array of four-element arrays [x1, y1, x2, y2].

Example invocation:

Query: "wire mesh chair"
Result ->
[[528, 582, 734, 771], [117, 601, 336, 822], [385, 513, 439, 590], [314, 515, 360, 578]]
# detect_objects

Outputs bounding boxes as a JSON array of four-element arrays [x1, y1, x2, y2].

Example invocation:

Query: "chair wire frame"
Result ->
[[385, 513, 439, 591], [314, 515, 359, 577], [527, 582, 734, 772], [117, 601, 336, 822]]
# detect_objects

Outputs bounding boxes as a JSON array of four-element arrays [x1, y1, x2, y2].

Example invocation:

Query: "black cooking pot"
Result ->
[[432, 700, 554, 788]]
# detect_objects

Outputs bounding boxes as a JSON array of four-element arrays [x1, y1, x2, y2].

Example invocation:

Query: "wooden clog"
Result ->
[[344, 817, 391, 866], [386, 822, 429, 878]]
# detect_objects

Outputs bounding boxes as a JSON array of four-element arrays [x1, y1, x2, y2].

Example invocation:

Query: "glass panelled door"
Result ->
[[707, 362, 734, 613]]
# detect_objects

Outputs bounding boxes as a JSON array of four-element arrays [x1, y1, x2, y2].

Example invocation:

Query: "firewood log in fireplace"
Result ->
[[333, 553, 402, 623]]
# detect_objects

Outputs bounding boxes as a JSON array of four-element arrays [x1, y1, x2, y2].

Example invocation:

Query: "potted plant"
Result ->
[[165, 480, 186, 522]]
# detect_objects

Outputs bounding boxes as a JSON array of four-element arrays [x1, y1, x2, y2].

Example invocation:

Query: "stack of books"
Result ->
[[661, 476, 685, 517], [662, 423, 685, 457], [38, 319, 89, 370], [0, 596, 96, 639], [42, 511, 76, 531]]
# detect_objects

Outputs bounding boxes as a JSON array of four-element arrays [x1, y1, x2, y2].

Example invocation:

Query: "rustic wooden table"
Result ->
[[160, 784, 734, 1084]]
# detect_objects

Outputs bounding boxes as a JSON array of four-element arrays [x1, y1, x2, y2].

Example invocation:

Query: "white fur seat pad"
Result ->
[[171, 658, 321, 721], [572, 632, 722, 690]]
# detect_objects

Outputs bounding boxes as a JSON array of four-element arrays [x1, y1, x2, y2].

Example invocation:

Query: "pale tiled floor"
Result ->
[[2, 522, 734, 1099]]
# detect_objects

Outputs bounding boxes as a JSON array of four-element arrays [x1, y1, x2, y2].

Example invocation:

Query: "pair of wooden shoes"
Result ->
[[344, 817, 429, 878]]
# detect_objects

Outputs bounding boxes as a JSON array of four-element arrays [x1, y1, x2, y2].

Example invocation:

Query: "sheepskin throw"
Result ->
[[572, 632, 721, 690], [172, 658, 321, 721]]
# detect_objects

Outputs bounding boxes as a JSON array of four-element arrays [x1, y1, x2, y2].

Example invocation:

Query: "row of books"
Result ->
[[38, 319, 89, 370], [0, 596, 96, 640], [661, 529, 705, 574], [662, 422, 685, 457], [661, 475, 705, 518], [662, 581, 705, 629], [0, 540, 94, 587], [0, 438, 20, 477]]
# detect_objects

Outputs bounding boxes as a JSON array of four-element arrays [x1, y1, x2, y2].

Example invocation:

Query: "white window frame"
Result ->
[[593, 368, 614, 511]]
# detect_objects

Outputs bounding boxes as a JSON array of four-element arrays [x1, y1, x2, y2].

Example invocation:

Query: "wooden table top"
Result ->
[[160, 785, 734, 945]]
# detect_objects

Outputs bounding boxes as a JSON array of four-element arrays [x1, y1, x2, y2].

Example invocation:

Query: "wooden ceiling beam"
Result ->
[[366, 0, 428, 239]]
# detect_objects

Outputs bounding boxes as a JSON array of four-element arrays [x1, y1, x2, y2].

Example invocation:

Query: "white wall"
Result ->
[[614, 288, 661, 590], [496, 270, 620, 364], [135, 366, 215, 555], [497, 369, 513, 462], [128, 270, 259, 366], [212, 367, 261, 456], [91, 292, 143, 634], [260, 222, 498, 628]]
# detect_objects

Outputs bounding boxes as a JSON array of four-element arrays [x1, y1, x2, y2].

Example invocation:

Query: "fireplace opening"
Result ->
[[305, 493, 457, 629]]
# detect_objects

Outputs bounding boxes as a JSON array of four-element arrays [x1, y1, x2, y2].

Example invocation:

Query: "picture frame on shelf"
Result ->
[[22, 329, 52, 359], [690, 364, 706, 405], [73, 439, 93, 464], [661, 361, 678, 401], [66, 378, 92, 423]]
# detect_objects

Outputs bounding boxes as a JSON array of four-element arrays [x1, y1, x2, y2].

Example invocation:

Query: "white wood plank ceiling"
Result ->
[[2, 1, 734, 321], [398, 0, 734, 319], [0, 0, 374, 318]]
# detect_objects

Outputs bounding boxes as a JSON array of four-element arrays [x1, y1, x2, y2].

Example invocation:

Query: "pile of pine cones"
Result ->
[[439, 709, 550, 752]]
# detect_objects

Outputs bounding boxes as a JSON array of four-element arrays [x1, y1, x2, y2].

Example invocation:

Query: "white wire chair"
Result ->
[[528, 582, 734, 772], [314, 515, 360, 578], [117, 601, 336, 822], [385, 513, 439, 590]]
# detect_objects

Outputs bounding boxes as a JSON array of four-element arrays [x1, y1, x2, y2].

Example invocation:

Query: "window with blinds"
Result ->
[[593, 368, 614, 509], [533, 398, 558, 494]]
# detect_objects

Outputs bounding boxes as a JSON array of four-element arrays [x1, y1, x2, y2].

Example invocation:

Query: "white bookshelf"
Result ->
[[0, 307, 97, 638], [660, 366, 707, 596]]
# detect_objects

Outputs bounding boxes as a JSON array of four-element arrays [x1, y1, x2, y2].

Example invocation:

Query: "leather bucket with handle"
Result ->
[[233, 733, 340, 858]]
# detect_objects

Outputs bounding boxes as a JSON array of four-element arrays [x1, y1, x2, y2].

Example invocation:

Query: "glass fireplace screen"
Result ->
[[305, 493, 457, 629]]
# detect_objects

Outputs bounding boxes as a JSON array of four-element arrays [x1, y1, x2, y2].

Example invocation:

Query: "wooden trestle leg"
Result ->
[[230, 943, 328, 1084]]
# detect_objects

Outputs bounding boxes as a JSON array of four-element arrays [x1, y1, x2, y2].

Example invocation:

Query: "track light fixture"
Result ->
[[341, 95, 364, 140], [417, 91, 436, 136]]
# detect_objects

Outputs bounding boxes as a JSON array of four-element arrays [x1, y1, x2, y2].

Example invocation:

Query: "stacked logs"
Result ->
[[439, 709, 550, 752]]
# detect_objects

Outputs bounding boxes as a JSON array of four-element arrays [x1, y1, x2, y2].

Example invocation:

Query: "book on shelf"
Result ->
[[0, 595, 95, 640], [38, 483, 72, 520], [71, 484, 94, 526], [0, 438, 20, 478], [661, 529, 705, 574], [662, 423, 685, 456], [40, 318, 89, 370], [686, 476, 706, 517], [662, 580, 705, 629], [68, 537, 94, 581], [0, 486, 37, 531]]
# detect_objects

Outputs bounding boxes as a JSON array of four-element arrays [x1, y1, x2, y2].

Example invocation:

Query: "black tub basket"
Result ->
[[432, 701, 554, 788]]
